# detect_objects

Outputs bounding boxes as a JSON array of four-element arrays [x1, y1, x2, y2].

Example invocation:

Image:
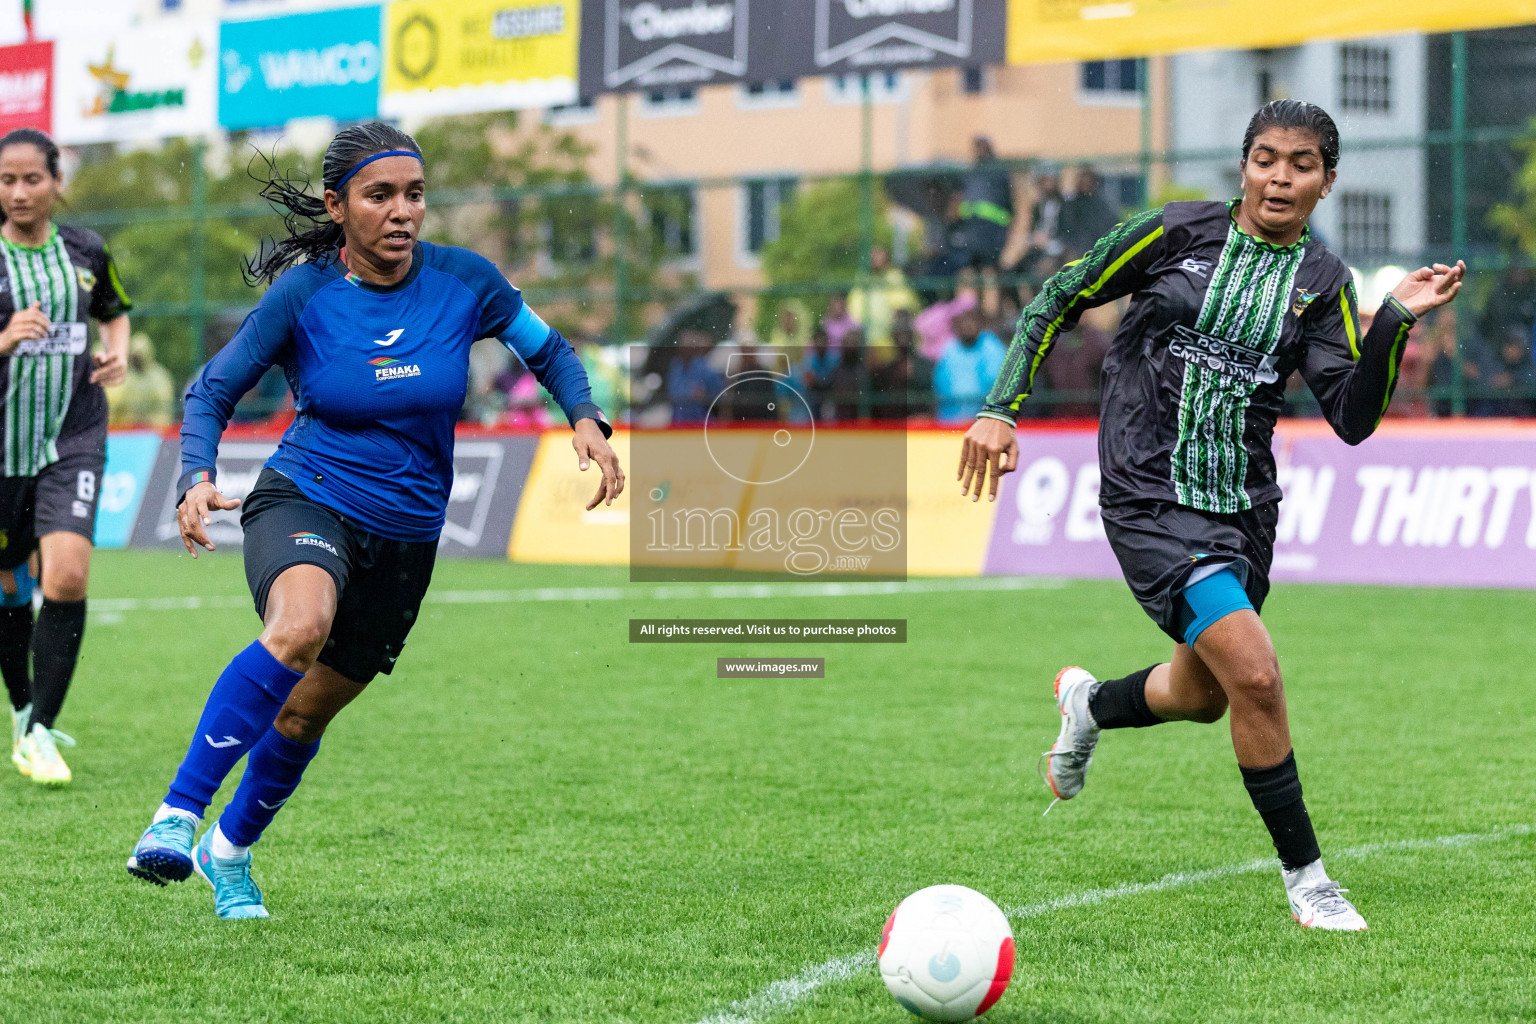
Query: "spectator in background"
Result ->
[[1423, 310, 1463, 417], [1487, 328, 1536, 416], [1478, 265, 1536, 350], [933, 308, 1005, 424], [829, 329, 867, 422], [848, 246, 919, 359], [768, 300, 812, 350], [666, 329, 723, 424], [1022, 164, 1065, 275], [871, 323, 934, 419], [1035, 322, 1111, 419], [955, 136, 1014, 271], [791, 326, 839, 422], [820, 294, 860, 351], [915, 288, 978, 361], [1059, 165, 1119, 261], [105, 332, 176, 427]]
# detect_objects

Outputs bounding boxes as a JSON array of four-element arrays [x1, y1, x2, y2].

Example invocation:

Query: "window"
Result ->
[[744, 80, 796, 98], [962, 67, 987, 94], [641, 87, 699, 117], [1339, 44, 1391, 112], [1339, 192, 1392, 254], [739, 79, 800, 110], [826, 72, 907, 104], [645, 185, 697, 259], [743, 178, 797, 254], [1080, 59, 1140, 96], [545, 95, 597, 126], [1098, 173, 1144, 212]]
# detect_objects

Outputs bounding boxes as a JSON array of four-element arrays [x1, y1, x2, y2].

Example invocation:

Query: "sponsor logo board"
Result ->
[[219, 6, 383, 129]]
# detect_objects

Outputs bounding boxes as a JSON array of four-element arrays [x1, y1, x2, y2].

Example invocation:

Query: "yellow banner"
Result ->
[[508, 429, 997, 578], [1009, 0, 1536, 63], [383, 0, 578, 116]]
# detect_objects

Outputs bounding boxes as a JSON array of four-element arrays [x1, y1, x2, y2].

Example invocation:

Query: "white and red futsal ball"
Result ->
[[878, 884, 1015, 1021]]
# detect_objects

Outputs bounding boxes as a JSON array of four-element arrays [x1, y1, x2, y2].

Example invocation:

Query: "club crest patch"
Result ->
[[76, 267, 96, 292], [1291, 288, 1320, 316]]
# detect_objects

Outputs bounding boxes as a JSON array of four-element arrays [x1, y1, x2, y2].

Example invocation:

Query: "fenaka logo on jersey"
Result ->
[[290, 532, 340, 556], [1291, 287, 1320, 316], [605, 0, 748, 88], [369, 355, 422, 381], [1168, 324, 1280, 385], [815, 0, 971, 69]]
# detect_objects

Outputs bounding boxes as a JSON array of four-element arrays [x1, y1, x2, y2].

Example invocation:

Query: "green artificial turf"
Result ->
[[1, 550, 1532, 1023]]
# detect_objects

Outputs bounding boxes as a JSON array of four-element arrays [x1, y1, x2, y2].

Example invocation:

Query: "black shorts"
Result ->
[[241, 469, 437, 686], [0, 439, 107, 570], [1100, 498, 1279, 644]]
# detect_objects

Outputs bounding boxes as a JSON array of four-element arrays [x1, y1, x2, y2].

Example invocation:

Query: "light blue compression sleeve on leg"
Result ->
[[1178, 567, 1254, 647]]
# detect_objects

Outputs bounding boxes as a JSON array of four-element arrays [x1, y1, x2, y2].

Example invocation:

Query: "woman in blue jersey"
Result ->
[[126, 123, 623, 918]]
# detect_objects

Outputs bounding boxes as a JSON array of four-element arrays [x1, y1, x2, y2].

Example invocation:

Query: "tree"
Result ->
[[756, 178, 893, 339]]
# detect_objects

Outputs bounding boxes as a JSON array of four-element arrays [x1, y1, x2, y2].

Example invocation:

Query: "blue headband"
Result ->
[[333, 149, 423, 191]]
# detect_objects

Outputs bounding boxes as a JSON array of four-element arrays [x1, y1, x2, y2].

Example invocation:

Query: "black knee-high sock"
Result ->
[[1086, 665, 1162, 729], [1241, 750, 1321, 871], [30, 599, 85, 730], [0, 604, 32, 711]]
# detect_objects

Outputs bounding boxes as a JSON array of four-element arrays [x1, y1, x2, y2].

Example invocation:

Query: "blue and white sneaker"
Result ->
[[193, 824, 270, 919], [127, 814, 197, 886]]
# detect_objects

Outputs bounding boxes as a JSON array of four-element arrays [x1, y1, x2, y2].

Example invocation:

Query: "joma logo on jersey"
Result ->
[[290, 532, 339, 556], [1168, 324, 1280, 385], [368, 356, 422, 381], [1291, 288, 1320, 315]]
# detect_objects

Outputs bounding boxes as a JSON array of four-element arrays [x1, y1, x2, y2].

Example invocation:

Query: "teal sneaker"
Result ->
[[127, 813, 197, 885], [193, 825, 270, 919]]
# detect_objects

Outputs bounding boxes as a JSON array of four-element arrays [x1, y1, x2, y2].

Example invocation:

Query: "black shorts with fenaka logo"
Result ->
[[1100, 497, 1279, 644], [240, 468, 438, 685], [0, 432, 107, 569]]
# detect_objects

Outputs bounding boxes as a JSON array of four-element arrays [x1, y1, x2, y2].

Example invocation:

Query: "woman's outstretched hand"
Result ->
[[958, 416, 1018, 503], [1391, 261, 1466, 317], [574, 418, 625, 510]]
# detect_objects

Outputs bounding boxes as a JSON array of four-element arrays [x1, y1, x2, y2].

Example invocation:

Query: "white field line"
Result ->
[[693, 824, 1535, 1024], [87, 576, 1065, 615]]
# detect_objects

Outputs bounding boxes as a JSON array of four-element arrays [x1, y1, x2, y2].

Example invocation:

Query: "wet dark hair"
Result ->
[[0, 128, 62, 225], [244, 121, 423, 286], [1241, 100, 1340, 173]]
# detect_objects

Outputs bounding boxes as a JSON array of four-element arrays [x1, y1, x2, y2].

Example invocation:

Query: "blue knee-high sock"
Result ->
[[164, 641, 304, 817], [219, 726, 321, 847]]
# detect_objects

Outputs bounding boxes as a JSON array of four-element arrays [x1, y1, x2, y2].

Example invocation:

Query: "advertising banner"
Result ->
[[580, 0, 1005, 95], [52, 20, 218, 144], [509, 430, 631, 564], [1006, 0, 1536, 64], [788, 0, 1006, 77], [219, 6, 383, 130], [95, 431, 162, 549], [381, 0, 578, 118], [983, 425, 1536, 590], [132, 434, 540, 558], [0, 40, 51, 136]]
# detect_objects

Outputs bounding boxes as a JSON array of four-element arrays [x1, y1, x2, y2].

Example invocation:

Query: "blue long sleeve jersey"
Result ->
[[179, 242, 607, 542]]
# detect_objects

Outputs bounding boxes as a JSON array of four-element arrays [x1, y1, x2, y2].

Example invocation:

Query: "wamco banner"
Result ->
[[381, 0, 578, 118], [52, 20, 218, 144], [219, 6, 383, 130]]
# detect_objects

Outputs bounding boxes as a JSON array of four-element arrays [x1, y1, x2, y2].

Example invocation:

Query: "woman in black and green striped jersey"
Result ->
[[0, 127, 133, 786], [957, 101, 1465, 930]]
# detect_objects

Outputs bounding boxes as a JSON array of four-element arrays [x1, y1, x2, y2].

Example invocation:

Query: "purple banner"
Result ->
[[984, 425, 1536, 589]]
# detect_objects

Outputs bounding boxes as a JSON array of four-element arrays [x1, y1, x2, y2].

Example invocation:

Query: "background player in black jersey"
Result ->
[[957, 101, 1464, 930], [0, 128, 134, 785]]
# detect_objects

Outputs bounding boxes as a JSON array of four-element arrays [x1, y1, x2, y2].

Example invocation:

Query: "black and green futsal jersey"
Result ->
[[0, 224, 131, 478], [981, 200, 1417, 515]]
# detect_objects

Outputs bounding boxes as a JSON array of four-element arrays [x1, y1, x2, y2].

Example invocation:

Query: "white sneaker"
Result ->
[[1284, 860, 1368, 931], [19, 722, 74, 786], [10, 703, 30, 776], [1041, 667, 1100, 801]]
